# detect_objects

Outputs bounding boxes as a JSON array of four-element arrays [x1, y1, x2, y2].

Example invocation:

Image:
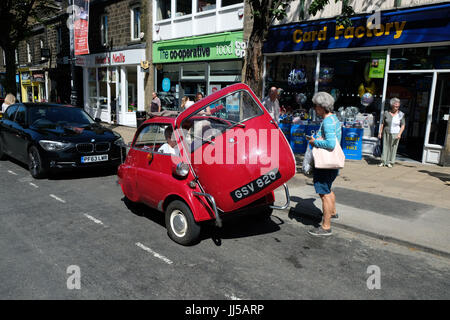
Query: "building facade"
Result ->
[[152, 0, 245, 110], [76, 0, 147, 127], [262, 0, 450, 166]]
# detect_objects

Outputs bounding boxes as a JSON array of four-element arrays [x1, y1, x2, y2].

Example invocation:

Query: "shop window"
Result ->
[[319, 50, 386, 133], [156, 64, 180, 110], [390, 46, 450, 70], [198, 0, 216, 12], [98, 67, 108, 109], [266, 54, 317, 114], [131, 6, 141, 40], [429, 74, 450, 146], [182, 63, 206, 78], [221, 0, 242, 7], [88, 68, 98, 108], [126, 66, 137, 112], [156, 0, 171, 20], [100, 14, 108, 46], [175, 0, 192, 17]]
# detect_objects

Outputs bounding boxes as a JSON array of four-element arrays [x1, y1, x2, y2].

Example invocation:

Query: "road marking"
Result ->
[[8, 170, 17, 175], [29, 183, 39, 188], [84, 214, 105, 226], [19, 177, 32, 182], [50, 194, 66, 203], [135, 242, 173, 265], [225, 293, 242, 300]]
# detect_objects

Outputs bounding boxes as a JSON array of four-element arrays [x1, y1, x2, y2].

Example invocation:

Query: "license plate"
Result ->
[[81, 154, 108, 163], [230, 168, 281, 202]]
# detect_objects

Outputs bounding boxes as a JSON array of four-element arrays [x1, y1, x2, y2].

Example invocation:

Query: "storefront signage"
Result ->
[[32, 72, 45, 82], [153, 31, 245, 63], [73, 0, 90, 55], [162, 78, 171, 92], [75, 49, 145, 67], [21, 72, 31, 85], [369, 52, 386, 78], [264, 3, 450, 53]]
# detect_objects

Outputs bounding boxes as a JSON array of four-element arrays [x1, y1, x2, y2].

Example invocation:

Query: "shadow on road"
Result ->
[[287, 196, 322, 228], [48, 166, 118, 180], [418, 170, 450, 184]]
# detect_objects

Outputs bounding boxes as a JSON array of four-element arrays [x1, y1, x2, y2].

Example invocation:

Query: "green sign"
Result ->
[[153, 31, 245, 64], [369, 52, 386, 79]]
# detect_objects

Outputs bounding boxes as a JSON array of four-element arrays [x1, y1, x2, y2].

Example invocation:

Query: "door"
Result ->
[[386, 73, 433, 162], [175, 83, 296, 213], [8, 105, 29, 162]]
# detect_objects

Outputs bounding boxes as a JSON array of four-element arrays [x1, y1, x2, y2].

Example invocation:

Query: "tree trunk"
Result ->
[[3, 45, 17, 96]]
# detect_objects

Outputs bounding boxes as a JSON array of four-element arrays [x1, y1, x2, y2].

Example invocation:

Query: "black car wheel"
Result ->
[[28, 146, 46, 179], [165, 200, 201, 246]]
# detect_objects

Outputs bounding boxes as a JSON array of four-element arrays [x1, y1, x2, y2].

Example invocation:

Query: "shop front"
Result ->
[[77, 48, 146, 127], [18, 68, 47, 103], [153, 31, 245, 110], [264, 3, 450, 165]]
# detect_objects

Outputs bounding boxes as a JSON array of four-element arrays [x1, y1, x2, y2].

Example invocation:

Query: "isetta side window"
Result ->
[[180, 90, 263, 151], [133, 123, 179, 156]]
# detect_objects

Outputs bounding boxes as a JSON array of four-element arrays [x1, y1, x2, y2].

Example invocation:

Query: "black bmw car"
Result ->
[[0, 103, 126, 178]]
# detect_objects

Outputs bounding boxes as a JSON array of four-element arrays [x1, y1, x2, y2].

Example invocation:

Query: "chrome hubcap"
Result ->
[[170, 210, 187, 238]]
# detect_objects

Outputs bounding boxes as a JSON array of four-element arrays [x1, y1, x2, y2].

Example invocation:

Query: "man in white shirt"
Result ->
[[158, 126, 180, 156], [262, 87, 280, 122]]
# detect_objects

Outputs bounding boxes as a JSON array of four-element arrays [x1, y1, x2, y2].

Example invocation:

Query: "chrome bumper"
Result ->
[[270, 184, 290, 210], [193, 192, 222, 228]]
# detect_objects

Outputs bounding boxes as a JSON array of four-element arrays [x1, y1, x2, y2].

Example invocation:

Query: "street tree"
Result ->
[[243, 0, 354, 98], [0, 0, 59, 96]]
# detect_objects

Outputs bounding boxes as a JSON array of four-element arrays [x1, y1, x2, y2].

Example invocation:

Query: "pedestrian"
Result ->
[[195, 92, 211, 115], [195, 92, 204, 102], [181, 96, 194, 110], [262, 87, 280, 122], [150, 92, 161, 113], [378, 97, 405, 168], [306, 92, 341, 237], [2, 93, 16, 114]]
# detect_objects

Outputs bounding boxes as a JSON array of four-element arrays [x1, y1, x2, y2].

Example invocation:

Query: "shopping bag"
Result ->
[[302, 143, 314, 174], [373, 139, 382, 158], [312, 138, 345, 169]]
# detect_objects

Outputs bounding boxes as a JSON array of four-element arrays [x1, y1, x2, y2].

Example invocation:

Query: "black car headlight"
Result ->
[[39, 140, 74, 151]]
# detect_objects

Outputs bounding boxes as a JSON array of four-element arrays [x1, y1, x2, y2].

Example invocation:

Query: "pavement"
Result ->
[[105, 123, 450, 258]]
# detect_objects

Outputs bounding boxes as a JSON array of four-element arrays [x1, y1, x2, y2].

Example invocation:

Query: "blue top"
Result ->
[[315, 114, 342, 150]]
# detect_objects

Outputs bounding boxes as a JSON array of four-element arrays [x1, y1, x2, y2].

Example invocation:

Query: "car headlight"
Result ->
[[114, 137, 126, 147], [175, 162, 190, 177], [39, 140, 73, 151]]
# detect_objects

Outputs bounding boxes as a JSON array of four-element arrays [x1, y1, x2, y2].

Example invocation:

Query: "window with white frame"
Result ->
[[15, 49, 18, 64], [175, 0, 192, 17], [198, 0, 216, 12], [40, 39, 45, 60], [101, 14, 108, 46], [2, 49, 6, 66], [156, 0, 171, 20], [27, 42, 32, 63], [131, 6, 141, 40]]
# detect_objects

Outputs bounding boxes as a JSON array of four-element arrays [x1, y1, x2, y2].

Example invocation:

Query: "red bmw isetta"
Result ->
[[118, 83, 296, 245]]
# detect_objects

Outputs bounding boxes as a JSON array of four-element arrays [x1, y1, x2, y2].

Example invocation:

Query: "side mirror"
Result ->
[[94, 118, 102, 123]]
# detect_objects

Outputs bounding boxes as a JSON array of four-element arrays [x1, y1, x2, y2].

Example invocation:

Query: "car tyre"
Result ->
[[165, 200, 201, 246], [28, 146, 46, 179]]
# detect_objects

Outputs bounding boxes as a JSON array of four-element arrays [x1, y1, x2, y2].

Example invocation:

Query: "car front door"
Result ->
[[175, 83, 296, 213], [9, 105, 30, 162], [0, 104, 19, 157]]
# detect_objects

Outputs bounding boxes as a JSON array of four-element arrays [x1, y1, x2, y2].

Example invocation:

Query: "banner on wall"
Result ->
[[264, 3, 450, 54], [74, 0, 90, 55]]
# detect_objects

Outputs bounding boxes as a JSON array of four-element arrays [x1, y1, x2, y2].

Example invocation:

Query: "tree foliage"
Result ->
[[0, 0, 60, 95]]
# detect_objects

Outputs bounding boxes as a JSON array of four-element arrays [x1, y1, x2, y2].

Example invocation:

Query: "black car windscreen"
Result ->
[[29, 107, 95, 127]]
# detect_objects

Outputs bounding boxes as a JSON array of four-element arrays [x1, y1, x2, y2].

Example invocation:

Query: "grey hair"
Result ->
[[312, 92, 335, 113], [390, 97, 400, 106]]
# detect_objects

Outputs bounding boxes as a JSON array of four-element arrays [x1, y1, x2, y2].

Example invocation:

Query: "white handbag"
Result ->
[[312, 138, 345, 169]]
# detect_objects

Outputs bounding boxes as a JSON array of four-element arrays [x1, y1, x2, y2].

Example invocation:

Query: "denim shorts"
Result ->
[[313, 169, 339, 195]]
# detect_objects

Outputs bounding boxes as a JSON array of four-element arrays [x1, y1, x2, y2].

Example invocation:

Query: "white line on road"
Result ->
[[49, 194, 66, 203], [135, 242, 173, 265], [7, 170, 17, 175], [225, 293, 242, 300], [84, 214, 105, 226], [29, 183, 39, 188]]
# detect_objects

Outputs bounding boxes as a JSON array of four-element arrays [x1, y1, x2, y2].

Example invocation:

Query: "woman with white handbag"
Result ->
[[306, 92, 343, 237]]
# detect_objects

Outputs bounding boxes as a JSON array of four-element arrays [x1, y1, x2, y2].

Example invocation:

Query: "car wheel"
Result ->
[[28, 146, 46, 179], [165, 200, 201, 246]]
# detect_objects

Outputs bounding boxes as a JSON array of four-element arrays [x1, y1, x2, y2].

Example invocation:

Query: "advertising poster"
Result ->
[[369, 52, 386, 79], [74, 0, 90, 55]]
